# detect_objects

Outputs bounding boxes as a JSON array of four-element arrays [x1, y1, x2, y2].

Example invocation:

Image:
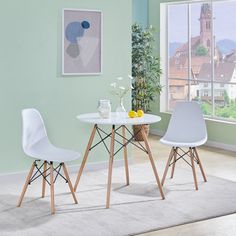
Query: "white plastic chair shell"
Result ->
[[160, 101, 207, 147], [22, 109, 80, 162]]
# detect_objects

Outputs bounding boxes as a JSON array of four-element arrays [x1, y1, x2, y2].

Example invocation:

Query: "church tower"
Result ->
[[199, 4, 212, 51]]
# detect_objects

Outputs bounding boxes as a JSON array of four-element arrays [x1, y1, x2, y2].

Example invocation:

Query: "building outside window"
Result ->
[[161, 0, 236, 121]]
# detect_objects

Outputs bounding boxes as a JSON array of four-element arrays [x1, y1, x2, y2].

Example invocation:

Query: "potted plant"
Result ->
[[132, 23, 162, 141]]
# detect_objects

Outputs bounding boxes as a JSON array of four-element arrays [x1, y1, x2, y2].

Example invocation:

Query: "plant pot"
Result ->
[[133, 124, 150, 141]]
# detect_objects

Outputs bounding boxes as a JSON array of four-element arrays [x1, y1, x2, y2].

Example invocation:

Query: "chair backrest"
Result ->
[[164, 101, 207, 143], [22, 109, 48, 154]]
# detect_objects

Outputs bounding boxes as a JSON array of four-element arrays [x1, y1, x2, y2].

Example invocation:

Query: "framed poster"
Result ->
[[62, 9, 102, 75]]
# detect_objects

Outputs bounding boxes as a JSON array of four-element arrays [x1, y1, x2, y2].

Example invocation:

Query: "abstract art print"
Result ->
[[62, 9, 102, 75]]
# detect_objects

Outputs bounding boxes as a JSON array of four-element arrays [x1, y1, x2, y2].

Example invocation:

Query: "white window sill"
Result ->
[[160, 111, 236, 125]]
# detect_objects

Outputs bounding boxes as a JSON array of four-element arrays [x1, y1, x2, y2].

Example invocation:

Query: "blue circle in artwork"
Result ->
[[82, 21, 90, 29], [65, 21, 84, 43]]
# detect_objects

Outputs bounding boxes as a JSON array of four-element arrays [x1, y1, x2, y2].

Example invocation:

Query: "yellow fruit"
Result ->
[[128, 110, 137, 118], [137, 109, 144, 117]]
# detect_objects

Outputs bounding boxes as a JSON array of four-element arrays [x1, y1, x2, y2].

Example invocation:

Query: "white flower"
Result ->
[[110, 75, 131, 99], [110, 82, 117, 88], [128, 75, 133, 80]]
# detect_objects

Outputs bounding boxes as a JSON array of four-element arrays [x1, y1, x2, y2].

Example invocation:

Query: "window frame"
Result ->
[[160, 0, 236, 123]]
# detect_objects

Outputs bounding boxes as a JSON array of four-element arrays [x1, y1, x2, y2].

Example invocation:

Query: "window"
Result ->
[[206, 21, 211, 29], [207, 39, 210, 47], [161, 0, 236, 121], [219, 91, 224, 97]]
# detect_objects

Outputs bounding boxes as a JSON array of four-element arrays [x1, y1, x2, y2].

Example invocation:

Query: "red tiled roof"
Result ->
[[169, 56, 211, 79], [198, 62, 235, 82], [192, 56, 211, 75], [225, 51, 236, 63], [175, 36, 200, 53]]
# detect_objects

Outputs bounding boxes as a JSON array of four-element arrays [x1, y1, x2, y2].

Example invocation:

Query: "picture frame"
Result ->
[[62, 9, 102, 75]]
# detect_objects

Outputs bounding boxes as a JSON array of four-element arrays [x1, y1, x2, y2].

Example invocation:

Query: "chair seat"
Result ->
[[160, 136, 207, 148], [25, 138, 81, 163]]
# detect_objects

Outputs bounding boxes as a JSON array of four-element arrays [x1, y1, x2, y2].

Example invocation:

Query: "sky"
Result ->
[[168, 1, 236, 43]]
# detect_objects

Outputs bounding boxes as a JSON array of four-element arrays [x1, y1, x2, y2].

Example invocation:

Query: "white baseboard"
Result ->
[[205, 141, 236, 152], [0, 158, 132, 181], [150, 128, 236, 152], [149, 129, 165, 137]]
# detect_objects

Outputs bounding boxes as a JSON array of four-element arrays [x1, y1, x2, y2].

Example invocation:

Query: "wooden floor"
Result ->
[[133, 135, 236, 236]]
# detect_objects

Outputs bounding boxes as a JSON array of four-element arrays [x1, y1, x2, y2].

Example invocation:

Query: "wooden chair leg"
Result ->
[[74, 125, 97, 192], [106, 125, 115, 209], [17, 162, 36, 207], [194, 147, 207, 182], [170, 147, 178, 179], [62, 163, 78, 204], [42, 161, 47, 198], [161, 147, 174, 186], [122, 126, 129, 185], [141, 126, 165, 200], [189, 148, 198, 190], [50, 162, 55, 214]]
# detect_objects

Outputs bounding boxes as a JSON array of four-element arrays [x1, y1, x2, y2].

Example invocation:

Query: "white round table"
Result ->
[[74, 112, 165, 208], [77, 112, 161, 125]]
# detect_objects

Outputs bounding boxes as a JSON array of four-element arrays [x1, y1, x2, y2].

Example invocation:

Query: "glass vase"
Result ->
[[98, 99, 111, 119], [116, 98, 127, 118]]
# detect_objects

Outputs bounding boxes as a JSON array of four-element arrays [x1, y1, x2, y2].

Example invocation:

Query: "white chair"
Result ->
[[17, 108, 80, 214], [160, 101, 207, 190]]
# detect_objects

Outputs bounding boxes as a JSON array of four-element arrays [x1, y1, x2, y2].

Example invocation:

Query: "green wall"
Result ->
[[0, 0, 132, 174], [133, 0, 236, 146], [132, 0, 148, 27]]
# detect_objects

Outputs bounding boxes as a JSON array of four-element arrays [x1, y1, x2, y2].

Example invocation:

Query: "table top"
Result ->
[[77, 112, 161, 125]]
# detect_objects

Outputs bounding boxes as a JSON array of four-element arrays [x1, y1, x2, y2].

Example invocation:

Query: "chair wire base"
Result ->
[[17, 160, 78, 214], [168, 147, 200, 168], [162, 147, 207, 190], [29, 160, 68, 186]]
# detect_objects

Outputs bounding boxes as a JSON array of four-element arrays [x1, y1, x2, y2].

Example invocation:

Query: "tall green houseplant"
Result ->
[[132, 23, 162, 112]]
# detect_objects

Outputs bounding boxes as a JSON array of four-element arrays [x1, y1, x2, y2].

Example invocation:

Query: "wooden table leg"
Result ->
[[17, 162, 35, 207], [50, 162, 55, 214], [106, 125, 115, 208], [141, 126, 165, 200], [62, 163, 78, 204], [189, 148, 198, 190], [194, 147, 207, 182], [170, 147, 178, 179], [74, 125, 97, 192], [161, 147, 174, 186], [42, 161, 47, 198], [122, 126, 129, 185]]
